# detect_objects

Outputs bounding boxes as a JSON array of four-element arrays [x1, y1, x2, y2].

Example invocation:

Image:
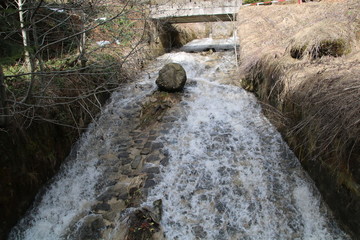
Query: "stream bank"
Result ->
[[238, 1, 360, 237]]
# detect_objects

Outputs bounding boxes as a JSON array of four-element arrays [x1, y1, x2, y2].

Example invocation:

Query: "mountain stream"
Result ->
[[9, 40, 349, 240]]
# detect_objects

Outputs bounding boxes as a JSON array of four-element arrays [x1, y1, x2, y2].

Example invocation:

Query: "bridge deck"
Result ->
[[150, 1, 240, 23], [154, 14, 236, 23]]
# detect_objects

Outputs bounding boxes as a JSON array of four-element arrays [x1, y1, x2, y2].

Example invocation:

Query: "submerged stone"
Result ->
[[131, 155, 142, 169]]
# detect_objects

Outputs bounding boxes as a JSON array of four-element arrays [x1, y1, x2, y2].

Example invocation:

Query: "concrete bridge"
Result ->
[[150, 0, 241, 23]]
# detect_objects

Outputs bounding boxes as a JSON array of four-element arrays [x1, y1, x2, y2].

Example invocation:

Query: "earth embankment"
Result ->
[[238, 1, 360, 237]]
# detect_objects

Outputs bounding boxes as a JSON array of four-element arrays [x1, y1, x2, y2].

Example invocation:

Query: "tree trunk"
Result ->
[[79, 12, 87, 68], [18, 0, 32, 71], [0, 66, 7, 126], [18, 0, 36, 103], [31, 12, 46, 90]]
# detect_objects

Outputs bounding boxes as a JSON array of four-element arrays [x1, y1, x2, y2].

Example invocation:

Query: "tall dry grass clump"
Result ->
[[288, 66, 360, 182], [287, 21, 353, 59], [241, 51, 286, 104]]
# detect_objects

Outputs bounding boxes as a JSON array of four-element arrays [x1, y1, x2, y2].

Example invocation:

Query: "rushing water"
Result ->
[[143, 52, 348, 239], [9, 40, 349, 239]]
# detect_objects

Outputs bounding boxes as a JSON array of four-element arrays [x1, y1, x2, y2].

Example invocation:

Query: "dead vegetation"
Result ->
[[238, 0, 360, 235], [238, 0, 360, 173], [287, 21, 355, 59]]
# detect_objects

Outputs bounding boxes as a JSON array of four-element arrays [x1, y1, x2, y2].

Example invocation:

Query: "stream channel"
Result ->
[[9, 38, 349, 239]]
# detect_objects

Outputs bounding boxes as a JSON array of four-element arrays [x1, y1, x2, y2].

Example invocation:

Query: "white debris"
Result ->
[[49, 8, 64, 13], [95, 17, 107, 21], [96, 41, 111, 47]]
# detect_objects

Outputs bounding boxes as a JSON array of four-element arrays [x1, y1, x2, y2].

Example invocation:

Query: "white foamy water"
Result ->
[[8, 43, 348, 239]]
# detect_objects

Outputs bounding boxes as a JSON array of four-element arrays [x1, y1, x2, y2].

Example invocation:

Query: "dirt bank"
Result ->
[[237, 1, 360, 237]]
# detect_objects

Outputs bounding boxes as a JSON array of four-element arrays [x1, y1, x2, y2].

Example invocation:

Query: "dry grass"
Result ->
[[288, 63, 360, 170], [238, 0, 360, 187], [287, 21, 354, 59], [241, 52, 286, 104], [238, 0, 360, 61]]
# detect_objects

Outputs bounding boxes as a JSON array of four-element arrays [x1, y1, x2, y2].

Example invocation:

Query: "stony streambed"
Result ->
[[9, 49, 349, 240]]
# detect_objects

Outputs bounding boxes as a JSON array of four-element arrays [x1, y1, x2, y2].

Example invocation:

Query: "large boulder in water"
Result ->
[[156, 63, 187, 92]]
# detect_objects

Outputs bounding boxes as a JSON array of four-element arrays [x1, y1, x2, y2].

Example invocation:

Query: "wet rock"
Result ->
[[144, 179, 156, 188], [93, 202, 111, 212], [134, 139, 143, 144], [146, 173, 155, 180], [195, 174, 213, 190], [134, 133, 149, 140], [125, 206, 161, 240], [129, 130, 142, 136], [160, 129, 169, 134], [143, 167, 160, 174], [97, 191, 114, 202], [162, 116, 177, 122], [215, 229, 228, 240], [226, 223, 238, 235], [129, 187, 140, 196], [200, 195, 207, 201], [121, 158, 131, 165], [150, 199, 163, 224], [120, 167, 132, 175], [156, 63, 187, 92], [118, 193, 129, 200], [148, 135, 158, 141], [142, 188, 149, 197], [70, 216, 105, 240], [103, 202, 125, 222], [104, 167, 118, 174], [192, 225, 207, 239], [187, 80, 198, 87], [112, 137, 130, 146], [233, 186, 243, 196], [106, 180, 117, 186], [140, 148, 151, 155], [144, 142, 152, 149], [217, 166, 227, 176], [151, 142, 164, 151], [131, 155, 142, 169], [247, 202, 256, 212], [160, 149, 170, 156], [146, 154, 160, 162], [160, 157, 169, 166], [162, 123, 173, 130], [117, 147, 129, 153], [99, 154, 118, 162], [118, 152, 129, 158], [215, 201, 227, 213], [122, 105, 131, 110], [215, 217, 223, 227]]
